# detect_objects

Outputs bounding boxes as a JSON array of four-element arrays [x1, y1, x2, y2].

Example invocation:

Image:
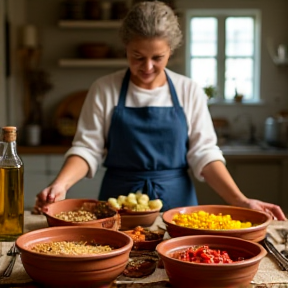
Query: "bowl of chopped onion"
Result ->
[[108, 192, 163, 230], [43, 199, 120, 230], [16, 226, 133, 288], [156, 234, 266, 288], [162, 205, 272, 242]]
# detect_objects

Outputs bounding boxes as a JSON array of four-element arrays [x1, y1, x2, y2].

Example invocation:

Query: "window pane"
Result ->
[[225, 58, 253, 100], [191, 17, 217, 57], [226, 17, 254, 56], [191, 58, 217, 88]]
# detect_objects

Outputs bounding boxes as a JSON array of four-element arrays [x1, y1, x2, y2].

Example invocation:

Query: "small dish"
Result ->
[[123, 226, 165, 250]]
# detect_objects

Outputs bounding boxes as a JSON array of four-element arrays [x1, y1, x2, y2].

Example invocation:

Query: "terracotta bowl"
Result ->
[[16, 226, 133, 288], [119, 209, 160, 231], [156, 235, 267, 288], [123, 228, 165, 250], [162, 205, 272, 242], [43, 199, 120, 230]]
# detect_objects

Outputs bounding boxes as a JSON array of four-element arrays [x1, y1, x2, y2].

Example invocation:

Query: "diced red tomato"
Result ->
[[174, 245, 238, 264]]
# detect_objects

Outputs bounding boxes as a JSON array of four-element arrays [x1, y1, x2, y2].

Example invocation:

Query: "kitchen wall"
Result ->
[[1, 0, 288, 142]]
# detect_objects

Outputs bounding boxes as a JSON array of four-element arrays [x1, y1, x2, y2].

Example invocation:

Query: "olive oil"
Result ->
[[0, 166, 24, 240], [0, 127, 24, 241]]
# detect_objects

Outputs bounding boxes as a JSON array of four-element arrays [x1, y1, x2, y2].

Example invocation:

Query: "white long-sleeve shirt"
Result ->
[[65, 68, 225, 182]]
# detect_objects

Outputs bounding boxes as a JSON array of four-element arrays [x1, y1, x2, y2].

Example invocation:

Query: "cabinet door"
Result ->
[[193, 159, 282, 207], [47, 163, 107, 200], [67, 167, 106, 199], [231, 160, 282, 204], [22, 155, 50, 210]]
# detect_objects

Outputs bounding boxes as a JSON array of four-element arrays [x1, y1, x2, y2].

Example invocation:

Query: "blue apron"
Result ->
[[99, 69, 197, 211]]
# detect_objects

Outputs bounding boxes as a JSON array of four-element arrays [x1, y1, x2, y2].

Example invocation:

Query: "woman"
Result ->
[[34, 1, 286, 220]]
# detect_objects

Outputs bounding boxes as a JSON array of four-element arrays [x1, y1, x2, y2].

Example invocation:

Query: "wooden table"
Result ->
[[1, 211, 288, 288]]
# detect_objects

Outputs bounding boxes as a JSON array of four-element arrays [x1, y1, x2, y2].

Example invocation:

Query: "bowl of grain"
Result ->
[[43, 199, 120, 230], [162, 205, 272, 242], [16, 226, 133, 288]]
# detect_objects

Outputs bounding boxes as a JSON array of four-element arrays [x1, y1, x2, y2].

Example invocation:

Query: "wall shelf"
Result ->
[[58, 58, 128, 68], [58, 20, 122, 29], [58, 58, 181, 68], [57, 20, 182, 69]]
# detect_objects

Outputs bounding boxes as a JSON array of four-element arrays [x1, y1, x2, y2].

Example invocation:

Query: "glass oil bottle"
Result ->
[[0, 126, 24, 241]]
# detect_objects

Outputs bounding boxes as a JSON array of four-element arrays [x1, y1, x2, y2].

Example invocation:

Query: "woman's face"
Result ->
[[126, 37, 171, 89]]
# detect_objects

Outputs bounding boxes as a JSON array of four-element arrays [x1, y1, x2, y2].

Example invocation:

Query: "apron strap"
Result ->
[[118, 69, 180, 109], [118, 69, 131, 108], [165, 70, 181, 109]]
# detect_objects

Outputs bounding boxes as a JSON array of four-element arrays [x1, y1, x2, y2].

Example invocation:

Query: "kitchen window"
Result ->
[[185, 9, 261, 102]]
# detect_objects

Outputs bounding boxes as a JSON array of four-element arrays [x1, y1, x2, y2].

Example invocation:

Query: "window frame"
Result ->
[[184, 9, 262, 103]]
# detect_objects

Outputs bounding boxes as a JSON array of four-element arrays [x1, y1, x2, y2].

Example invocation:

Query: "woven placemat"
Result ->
[[1, 213, 288, 287]]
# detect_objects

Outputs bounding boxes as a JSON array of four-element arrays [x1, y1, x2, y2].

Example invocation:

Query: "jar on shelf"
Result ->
[[101, 1, 112, 20], [85, 0, 101, 20], [61, 0, 86, 20], [111, 1, 128, 20]]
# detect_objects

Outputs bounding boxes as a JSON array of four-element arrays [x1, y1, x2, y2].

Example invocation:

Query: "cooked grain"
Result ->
[[31, 241, 113, 255]]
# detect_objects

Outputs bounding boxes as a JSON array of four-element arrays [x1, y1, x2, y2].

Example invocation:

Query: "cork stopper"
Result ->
[[2, 126, 17, 142]]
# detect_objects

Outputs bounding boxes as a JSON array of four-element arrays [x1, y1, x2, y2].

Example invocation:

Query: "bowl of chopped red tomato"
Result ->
[[156, 234, 266, 288], [162, 205, 272, 242]]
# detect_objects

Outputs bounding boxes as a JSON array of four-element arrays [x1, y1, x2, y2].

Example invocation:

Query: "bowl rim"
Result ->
[[156, 234, 267, 267], [16, 226, 133, 259], [42, 198, 118, 224], [162, 205, 272, 233], [118, 209, 161, 215]]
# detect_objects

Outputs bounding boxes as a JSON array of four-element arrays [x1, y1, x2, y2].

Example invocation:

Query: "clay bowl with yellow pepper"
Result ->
[[162, 205, 272, 242], [108, 192, 163, 231]]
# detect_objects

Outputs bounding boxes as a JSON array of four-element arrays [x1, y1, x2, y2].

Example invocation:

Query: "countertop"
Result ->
[[1, 212, 288, 288], [18, 145, 70, 155], [17, 145, 288, 158]]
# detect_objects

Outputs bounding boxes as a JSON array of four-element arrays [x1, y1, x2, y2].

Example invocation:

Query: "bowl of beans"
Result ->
[[156, 234, 266, 288], [43, 199, 120, 230], [162, 205, 272, 242], [15, 226, 133, 288]]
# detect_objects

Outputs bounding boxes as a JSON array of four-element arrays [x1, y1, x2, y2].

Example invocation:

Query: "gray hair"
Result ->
[[119, 1, 182, 54]]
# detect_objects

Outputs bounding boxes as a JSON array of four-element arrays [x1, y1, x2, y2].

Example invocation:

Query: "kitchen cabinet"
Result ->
[[22, 154, 106, 210], [193, 155, 288, 214]]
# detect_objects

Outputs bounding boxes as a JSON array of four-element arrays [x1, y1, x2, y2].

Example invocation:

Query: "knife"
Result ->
[[262, 237, 288, 271]]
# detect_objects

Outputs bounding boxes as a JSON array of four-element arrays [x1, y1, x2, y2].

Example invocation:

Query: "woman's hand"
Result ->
[[32, 155, 90, 214], [245, 199, 287, 221], [32, 184, 67, 215]]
